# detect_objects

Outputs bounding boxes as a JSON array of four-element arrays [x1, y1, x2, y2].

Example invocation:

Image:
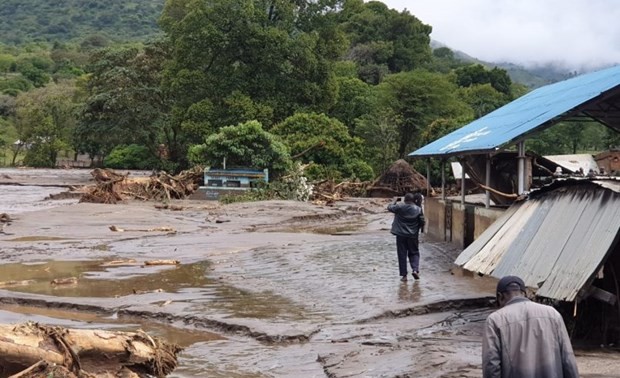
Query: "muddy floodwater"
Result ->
[[0, 168, 619, 377]]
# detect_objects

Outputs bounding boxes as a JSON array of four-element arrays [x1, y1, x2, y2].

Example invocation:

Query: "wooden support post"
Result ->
[[485, 154, 491, 208], [441, 159, 446, 201]]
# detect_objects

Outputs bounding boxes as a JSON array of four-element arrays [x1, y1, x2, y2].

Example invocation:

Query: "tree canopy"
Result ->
[[0, 0, 613, 181]]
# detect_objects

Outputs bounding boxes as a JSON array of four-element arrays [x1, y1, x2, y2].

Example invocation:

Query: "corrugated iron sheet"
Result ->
[[544, 154, 599, 174], [455, 180, 620, 301], [409, 65, 620, 157]]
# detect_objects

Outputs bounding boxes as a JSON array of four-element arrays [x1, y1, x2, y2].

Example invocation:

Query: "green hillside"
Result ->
[[0, 0, 164, 44]]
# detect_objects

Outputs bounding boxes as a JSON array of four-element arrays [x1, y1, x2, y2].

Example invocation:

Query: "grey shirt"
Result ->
[[482, 297, 579, 378]]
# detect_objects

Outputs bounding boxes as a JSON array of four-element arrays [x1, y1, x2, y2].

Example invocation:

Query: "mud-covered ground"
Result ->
[[0, 168, 619, 377]]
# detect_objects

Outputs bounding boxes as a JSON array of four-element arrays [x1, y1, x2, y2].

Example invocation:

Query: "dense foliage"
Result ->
[[0, 0, 163, 44], [0, 0, 615, 181]]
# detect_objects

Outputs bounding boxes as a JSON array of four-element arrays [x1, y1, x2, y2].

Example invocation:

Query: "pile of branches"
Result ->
[[80, 167, 204, 204], [310, 179, 369, 205]]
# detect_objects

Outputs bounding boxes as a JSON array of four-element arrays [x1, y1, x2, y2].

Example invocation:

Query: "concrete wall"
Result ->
[[426, 197, 505, 249], [425, 197, 445, 241]]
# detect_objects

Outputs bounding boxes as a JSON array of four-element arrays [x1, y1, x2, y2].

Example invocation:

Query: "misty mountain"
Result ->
[[431, 40, 574, 88]]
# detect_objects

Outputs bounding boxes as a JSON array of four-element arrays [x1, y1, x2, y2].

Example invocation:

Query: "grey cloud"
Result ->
[[382, 0, 620, 72]]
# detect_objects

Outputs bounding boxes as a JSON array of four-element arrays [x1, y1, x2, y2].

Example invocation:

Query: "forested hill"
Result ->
[[0, 0, 164, 44]]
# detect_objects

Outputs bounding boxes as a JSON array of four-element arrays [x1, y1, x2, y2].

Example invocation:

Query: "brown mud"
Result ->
[[0, 168, 618, 377]]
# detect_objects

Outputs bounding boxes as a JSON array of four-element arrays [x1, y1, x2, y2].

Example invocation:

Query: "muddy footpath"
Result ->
[[0, 168, 619, 377]]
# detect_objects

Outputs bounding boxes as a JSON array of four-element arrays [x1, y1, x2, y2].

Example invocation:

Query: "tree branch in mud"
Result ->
[[0, 323, 182, 377]]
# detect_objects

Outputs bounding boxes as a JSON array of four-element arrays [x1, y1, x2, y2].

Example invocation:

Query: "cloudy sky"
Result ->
[[381, 0, 620, 72]]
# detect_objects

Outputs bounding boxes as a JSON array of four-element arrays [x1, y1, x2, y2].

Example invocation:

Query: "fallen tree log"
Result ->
[[0, 323, 182, 377]]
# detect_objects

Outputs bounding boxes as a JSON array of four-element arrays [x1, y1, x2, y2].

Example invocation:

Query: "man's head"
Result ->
[[496, 275, 526, 308], [404, 193, 415, 204]]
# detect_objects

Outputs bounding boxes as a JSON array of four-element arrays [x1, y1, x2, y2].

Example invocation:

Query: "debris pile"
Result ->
[[310, 180, 369, 205], [367, 159, 432, 197], [80, 167, 203, 204], [1, 322, 182, 377]]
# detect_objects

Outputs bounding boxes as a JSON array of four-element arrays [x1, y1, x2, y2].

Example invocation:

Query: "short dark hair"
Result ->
[[404, 193, 415, 203], [412, 193, 423, 206]]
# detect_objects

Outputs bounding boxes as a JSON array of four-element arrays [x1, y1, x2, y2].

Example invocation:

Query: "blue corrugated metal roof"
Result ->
[[409, 65, 620, 157], [455, 179, 620, 302]]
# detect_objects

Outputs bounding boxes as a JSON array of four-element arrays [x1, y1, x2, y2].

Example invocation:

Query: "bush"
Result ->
[[104, 144, 159, 170], [23, 143, 55, 167]]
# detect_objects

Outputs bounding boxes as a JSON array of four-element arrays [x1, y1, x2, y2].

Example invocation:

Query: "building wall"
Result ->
[[595, 151, 620, 174], [426, 197, 505, 249]]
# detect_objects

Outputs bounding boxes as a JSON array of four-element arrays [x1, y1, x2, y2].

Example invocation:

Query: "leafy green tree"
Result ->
[[355, 111, 399, 174], [328, 76, 375, 132], [455, 64, 512, 96], [13, 81, 80, 167], [428, 46, 464, 74], [78, 42, 172, 166], [105, 144, 161, 170], [272, 112, 373, 180], [377, 69, 471, 157], [188, 120, 291, 177], [0, 54, 16, 76], [160, 0, 344, 133], [526, 121, 608, 155], [458, 83, 510, 118], [340, 0, 432, 77]]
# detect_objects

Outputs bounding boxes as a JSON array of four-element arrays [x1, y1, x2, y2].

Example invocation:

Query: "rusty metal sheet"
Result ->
[[455, 180, 620, 301]]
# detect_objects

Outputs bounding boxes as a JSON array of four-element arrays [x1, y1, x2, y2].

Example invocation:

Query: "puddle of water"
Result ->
[[7, 236, 72, 242], [0, 259, 313, 321], [0, 184, 78, 214], [0, 260, 210, 297]]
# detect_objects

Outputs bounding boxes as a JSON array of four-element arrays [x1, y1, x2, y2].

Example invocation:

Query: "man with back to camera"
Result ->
[[482, 275, 579, 378], [387, 193, 425, 282]]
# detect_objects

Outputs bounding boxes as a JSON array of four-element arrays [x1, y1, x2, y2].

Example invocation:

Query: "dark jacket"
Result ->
[[482, 297, 579, 378], [387, 202, 425, 237]]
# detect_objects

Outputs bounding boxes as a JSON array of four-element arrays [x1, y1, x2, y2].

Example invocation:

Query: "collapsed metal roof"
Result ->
[[409, 65, 620, 158], [455, 179, 620, 302], [544, 154, 599, 174]]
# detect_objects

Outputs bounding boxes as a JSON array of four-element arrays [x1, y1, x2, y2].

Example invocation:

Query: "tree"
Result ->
[[340, 0, 432, 77], [272, 112, 373, 180], [377, 69, 471, 157], [188, 120, 291, 177], [78, 42, 171, 166], [355, 111, 399, 174], [455, 64, 513, 96], [13, 81, 80, 167], [328, 76, 375, 132], [159, 0, 344, 133], [458, 83, 510, 118]]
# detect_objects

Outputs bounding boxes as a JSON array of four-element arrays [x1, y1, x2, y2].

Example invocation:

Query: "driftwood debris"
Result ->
[[0, 280, 36, 288], [0, 322, 182, 377], [109, 225, 176, 233], [144, 260, 180, 266], [310, 180, 369, 205], [80, 167, 203, 204], [50, 277, 78, 285]]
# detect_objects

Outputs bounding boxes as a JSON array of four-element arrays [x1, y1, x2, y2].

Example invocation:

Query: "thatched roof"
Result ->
[[367, 159, 432, 197]]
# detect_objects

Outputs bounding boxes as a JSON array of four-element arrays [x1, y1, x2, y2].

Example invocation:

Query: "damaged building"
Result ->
[[408, 65, 620, 344]]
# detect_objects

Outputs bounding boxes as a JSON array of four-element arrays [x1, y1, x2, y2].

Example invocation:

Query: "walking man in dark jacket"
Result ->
[[387, 193, 425, 281], [482, 275, 579, 378]]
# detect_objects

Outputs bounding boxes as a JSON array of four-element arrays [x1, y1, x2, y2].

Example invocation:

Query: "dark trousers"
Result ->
[[396, 235, 420, 277]]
